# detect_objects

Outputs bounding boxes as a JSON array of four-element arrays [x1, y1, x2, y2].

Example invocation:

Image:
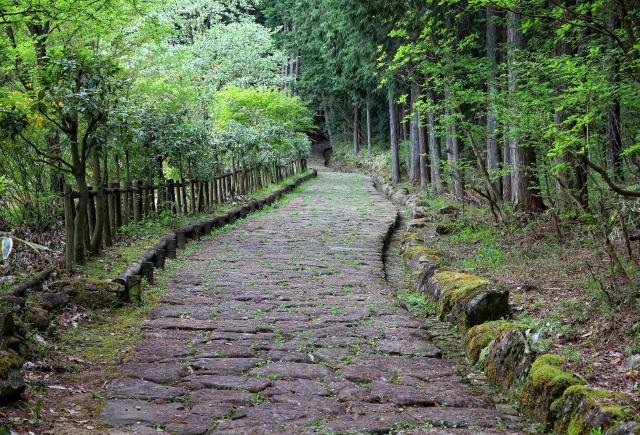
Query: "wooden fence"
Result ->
[[63, 159, 308, 270]]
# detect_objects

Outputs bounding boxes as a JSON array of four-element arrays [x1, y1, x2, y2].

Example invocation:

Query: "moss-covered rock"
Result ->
[[403, 244, 444, 266], [465, 320, 505, 365], [50, 277, 124, 309], [401, 231, 424, 245], [0, 350, 22, 379], [406, 218, 430, 232], [551, 385, 637, 435], [484, 327, 532, 388], [519, 354, 584, 426], [0, 349, 24, 401], [430, 271, 509, 329]]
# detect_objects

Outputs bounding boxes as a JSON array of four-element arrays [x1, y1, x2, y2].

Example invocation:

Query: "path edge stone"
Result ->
[[112, 170, 318, 302], [370, 174, 639, 435]]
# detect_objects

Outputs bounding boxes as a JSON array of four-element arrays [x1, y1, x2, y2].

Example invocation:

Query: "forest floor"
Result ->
[[331, 149, 640, 406], [2, 164, 534, 433]]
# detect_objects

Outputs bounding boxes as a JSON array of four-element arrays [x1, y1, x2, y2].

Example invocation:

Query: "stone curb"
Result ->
[[112, 170, 318, 303], [371, 176, 509, 330], [370, 174, 639, 435]]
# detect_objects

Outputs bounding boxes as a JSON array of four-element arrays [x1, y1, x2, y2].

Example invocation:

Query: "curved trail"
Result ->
[[100, 164, 525, 434]]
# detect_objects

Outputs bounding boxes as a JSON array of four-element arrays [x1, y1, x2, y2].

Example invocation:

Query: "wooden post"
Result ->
[[189, 179, 196, 214], [109, 183, 117, 236], [181, 179, 188, 215], [141, 180, 148, 218], [166, 180, 174, 213], [176, 231, 186, 250], [166, 237, 177, 259], [133, 180, 141, 222], [149, 180, 156, 214], [175, 180, 183, 215], [103, 185, 113, 247], [115, 182, 122, 229], [64, 184, 75, 271], [154, 248, 166, 269], [126, 275, 142, 304], [140, 261, 154, 285], [123, 181, 131, 226]]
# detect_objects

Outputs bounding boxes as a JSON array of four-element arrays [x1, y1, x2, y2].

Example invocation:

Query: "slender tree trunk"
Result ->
[[366, 98, 373, 153], [502, 124, 512, 200], [353, 103, 361, 155], [410, 84, 421, 184], [486, 4, 501, 198], [448, 110, 463, 199], [324, 105, 334, 148], [606, 7, 623, 181], [426, 90, 443, 193], [389, 89, 400, 183], [90, 142, 104, 255], [419, 121, 429, 190]]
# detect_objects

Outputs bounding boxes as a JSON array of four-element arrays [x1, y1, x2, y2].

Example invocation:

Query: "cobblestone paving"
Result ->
[[101, 168, 525, 434]]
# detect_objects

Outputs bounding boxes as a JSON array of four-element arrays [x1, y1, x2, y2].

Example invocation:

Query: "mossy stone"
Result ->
[[484, 328, 532, 388], [0, 348, 24, 401], [403, 245, 444, 266], [434, 270, 509, 329], [518, 354, 584, 426], [551, 385, 636, 435], [0, 350, 22, 378], [465, 320, 505, 364], [401, 231, 424, 245]]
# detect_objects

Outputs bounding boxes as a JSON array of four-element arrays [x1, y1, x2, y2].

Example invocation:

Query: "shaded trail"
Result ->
[[100, 165, 525, 434]]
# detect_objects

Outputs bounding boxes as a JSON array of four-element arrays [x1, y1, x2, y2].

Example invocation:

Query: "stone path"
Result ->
[[100, 167, 525, 434]]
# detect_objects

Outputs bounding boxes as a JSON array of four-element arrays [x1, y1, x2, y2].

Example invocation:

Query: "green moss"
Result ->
[[465, 320, 510, 364], [519, 354, 584, 424], [401, 231, 424, 245], [0, 349, 23, 378], [435, 270, 491, 316], [552, 385, 635, 435], [403, 245, 444, 266]]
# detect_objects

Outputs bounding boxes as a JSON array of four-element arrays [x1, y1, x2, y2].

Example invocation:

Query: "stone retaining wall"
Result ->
[[372, 175, 639, 435]]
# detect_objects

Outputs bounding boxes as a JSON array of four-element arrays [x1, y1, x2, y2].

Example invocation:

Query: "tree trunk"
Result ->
[[606, 8, 623, 181], [486, 4, 501, 199], [353, 103, 361, 155], [426, 90, 443, 193], [410, 84, 421, 185], [419, 123, 429, 190], [366, 98, 372, 153], [389, 89, 400, 183], [507, 10, 544, 212], [324, 105, 334, 148], [448, 110, 463, 199], [89, 142, 104, 255]]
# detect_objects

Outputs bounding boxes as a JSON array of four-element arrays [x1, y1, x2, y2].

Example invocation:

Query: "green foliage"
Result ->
[[0, 0, 311, 232]]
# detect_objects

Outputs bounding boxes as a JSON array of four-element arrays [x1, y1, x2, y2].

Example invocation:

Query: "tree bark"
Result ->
[[606, 7, 623, 181], [324, 105, 334, 148], [507, 10, 544, 212], [366, 98, 373, 153], [353, 103, 361, 155], [486, 4, 501, 198], [389, 89, 400, 183], [89, 141, 104, 255], [410, 84, 421, 184], [426, 90, 443, 193], [419, 122, 429, 190]]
